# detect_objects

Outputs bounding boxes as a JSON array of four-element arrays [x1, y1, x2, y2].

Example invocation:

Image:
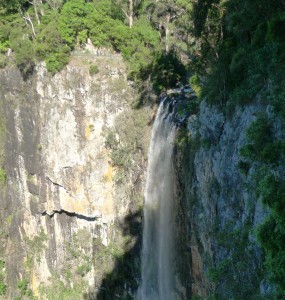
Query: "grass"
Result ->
[[0, 168, 6, 184]]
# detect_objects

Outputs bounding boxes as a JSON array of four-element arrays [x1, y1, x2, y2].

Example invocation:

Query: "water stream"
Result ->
[[138, 99, 176, 300]]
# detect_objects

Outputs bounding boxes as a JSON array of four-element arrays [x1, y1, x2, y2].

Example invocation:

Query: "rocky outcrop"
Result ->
[[177, 101, 269, 299], [0, 49, 151, 298]]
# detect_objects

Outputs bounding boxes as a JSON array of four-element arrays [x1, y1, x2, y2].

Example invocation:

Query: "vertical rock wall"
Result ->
[[0, 51, 151, 299], [177, 101, 269, 299]]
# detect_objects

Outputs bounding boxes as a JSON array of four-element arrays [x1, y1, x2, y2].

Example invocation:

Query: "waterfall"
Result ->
[[138, 99, 176, 300]]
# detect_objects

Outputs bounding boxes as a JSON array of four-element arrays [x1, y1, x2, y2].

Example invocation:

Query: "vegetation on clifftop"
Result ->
[[0, 0, 191, 91]]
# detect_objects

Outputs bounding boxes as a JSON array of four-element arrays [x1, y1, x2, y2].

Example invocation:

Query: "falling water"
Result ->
[[138, 99, 176, 300]]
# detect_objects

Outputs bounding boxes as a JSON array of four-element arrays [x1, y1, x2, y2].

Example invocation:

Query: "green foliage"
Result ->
[[175, 127, 190, 150], [0, 168, 6, 184], [11, 36, 35, 77], [237, 160, 250, 175], [45, 47, 70, 74], [89, 64, 99, 75], [0, 260, 6, 296], [0, 53, 8, 68], [120, 18, 161, 77], [111, 147, 131, 168], [189, 74, 202, 99], [0, 41, 9, 54], [191, 0, 285, 109], [58, 0, 94, 47], [0, 281, 6, 296], [207, 220, 263, 299], [240, 115, 284, 164], [76, 263, 91, 277], [35, 18, 63, 59], [40, 277, 85, 300], [39, 231, 91, 299], [0, 0, 189, 84], [151, 50, 187, 93], [25, 227, 47, 269], [17, 278, 32, 297], [266, 13, 285, 43], [240, 112, 285, 294], [257, 215, 285, 293]]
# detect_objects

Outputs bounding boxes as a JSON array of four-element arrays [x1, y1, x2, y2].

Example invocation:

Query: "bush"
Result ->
[[89, 64, 99, 75], [111, 147, 131, 169], [240, 114, 275, 163], [17, 278, 32, 297], [35, 19, 63, 60], [0, 53, 7, 68], [237, 160, 250, 175], [190, 74, 202, 98], [0, 281, 6, 296], [76, 263, 91, 276], [151, 50, 186, 93], [0, 167, 6, 184], [45, 48, 70, 74]]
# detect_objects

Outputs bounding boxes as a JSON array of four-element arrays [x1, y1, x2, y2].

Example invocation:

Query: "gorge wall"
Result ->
[[0, 50, 151, 299], [176, 100, 272, 299], [0, 50, 273, 299]]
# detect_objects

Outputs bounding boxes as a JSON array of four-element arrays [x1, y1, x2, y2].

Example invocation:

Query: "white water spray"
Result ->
[[138, 99, 176, 300]]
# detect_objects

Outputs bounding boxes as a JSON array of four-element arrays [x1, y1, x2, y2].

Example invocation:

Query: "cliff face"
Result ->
[[177, 101, 270, 299], [0, 50, 150, 299], [0, 47, 273, 299]]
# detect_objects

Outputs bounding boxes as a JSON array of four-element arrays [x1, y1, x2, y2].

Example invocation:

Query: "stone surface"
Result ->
[[177, 100, 270, 299], [0, 50, 150, 298]]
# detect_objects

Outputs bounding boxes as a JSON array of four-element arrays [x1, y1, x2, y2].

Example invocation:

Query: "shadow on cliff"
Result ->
[[84, 209, 142, 300], [133, 50, 187, 109]]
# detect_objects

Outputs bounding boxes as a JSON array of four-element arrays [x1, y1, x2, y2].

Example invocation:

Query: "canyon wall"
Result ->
[[0, 49, 274, 299], [177, 100, 272, 299], [0, 49, 151, 299]]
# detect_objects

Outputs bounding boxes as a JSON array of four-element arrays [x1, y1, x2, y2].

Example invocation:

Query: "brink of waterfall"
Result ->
[[138, 98, 177, 300]]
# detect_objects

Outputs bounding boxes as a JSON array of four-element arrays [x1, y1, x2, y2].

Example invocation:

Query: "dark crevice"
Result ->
[[41, 209, 99, 221], [46, 176, 65, 188]]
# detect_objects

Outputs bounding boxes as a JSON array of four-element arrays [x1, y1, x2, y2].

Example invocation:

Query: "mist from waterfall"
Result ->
[[138, 99, 176, 300]]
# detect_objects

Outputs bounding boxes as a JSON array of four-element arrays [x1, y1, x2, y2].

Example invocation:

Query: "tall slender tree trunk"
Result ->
[[28, 0, 41, 25], [33, 2, 40, 25], [165, 14, 171, 52], [129, 0, 133, 27]]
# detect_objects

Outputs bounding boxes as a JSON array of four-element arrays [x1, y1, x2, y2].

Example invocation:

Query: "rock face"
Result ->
[[0, 48, 272, 299], [0, 50, 150, 298], [177, 100, 269, 299]]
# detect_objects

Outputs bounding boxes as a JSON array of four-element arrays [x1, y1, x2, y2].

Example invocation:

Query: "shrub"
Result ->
[[0, 281, 6, 296], [151, 50, 186, 93], [45, 48, 70, 74], [190, 74, 202, 99], [17, 278, 32, 297], [0, 41, 9, 53], [237, 160, 250, 175], [0, 167, 6, 184], [89, 64, 99, 75], [0, 53, 7, 68], [241, 116, 284, 164], [76, 263, 91, 276], [35, 19, 63, 60]]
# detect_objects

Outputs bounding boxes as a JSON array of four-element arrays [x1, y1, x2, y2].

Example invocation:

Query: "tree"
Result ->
[[112, 0, 144, 27], [0, 0, 29, 12], [45, 0, 64, 10], [142, 0, 192, 53], [58, 0, 94, 46]]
